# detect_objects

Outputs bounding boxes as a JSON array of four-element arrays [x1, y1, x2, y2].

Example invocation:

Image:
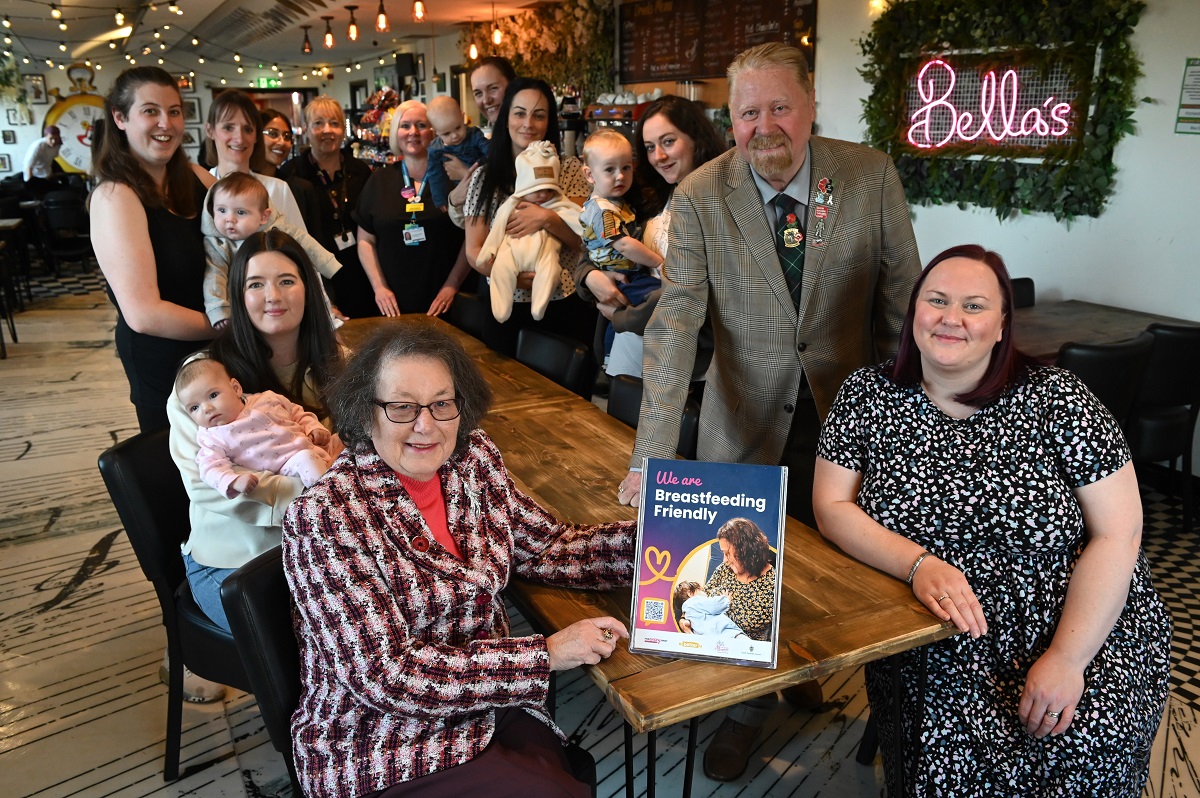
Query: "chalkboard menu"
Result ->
[[619, 0, 816, 84]]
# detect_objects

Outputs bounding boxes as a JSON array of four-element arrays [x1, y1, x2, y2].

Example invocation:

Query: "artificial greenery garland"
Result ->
[[860, 0, 1146, 221]]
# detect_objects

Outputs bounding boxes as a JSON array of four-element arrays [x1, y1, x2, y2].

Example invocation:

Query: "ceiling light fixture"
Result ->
[[2, 15, 10, 27], [59, 20, 68, 31], [58, 41, 67, 51], [301, 24, 312, 54], [491, 2, 501, 45], [346, 5, 359, 41], [114, 8, 124, 25], [50, 4, 62, 19], [169, 1, 181, 14], [468, 18, 478, 60], [233, 51, 240, 61], [412, 0, 425, 22], [322, 16, 335, 48], [374, 0, 389, 33]]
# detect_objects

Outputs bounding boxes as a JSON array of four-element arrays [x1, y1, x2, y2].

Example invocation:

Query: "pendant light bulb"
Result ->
[[346, 6, 359, 41], [491, 3, 501, 45], [50, 4, 62, 19], [469, 41, 478, 60], [114, 9, 124, 26], [374, 0, 389, 33], [322, 16, 335, 48], [412, 0, 425, 22], [301, 24, 312, 54]]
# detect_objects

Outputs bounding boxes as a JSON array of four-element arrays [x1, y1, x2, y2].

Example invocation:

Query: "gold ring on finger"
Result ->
[[935, 594, 950, 603]]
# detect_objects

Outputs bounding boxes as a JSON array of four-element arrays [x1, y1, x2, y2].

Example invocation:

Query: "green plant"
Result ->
[[859, 0, 1146, 221], [461, 0, 615, 103]]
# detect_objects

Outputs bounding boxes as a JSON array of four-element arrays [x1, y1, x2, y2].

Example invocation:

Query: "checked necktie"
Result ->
[[772, 193, 805, 306]]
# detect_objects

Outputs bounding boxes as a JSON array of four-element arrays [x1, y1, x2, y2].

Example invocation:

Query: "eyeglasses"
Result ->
[[263, 128, 294, 141], [374, 398, 461, 424]]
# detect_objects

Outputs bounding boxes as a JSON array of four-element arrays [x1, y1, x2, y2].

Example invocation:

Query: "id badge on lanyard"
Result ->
[[402, 162, 426, 246]]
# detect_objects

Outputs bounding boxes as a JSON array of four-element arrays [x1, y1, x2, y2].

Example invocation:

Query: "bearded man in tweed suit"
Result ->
[[616, 42, 922, 781]]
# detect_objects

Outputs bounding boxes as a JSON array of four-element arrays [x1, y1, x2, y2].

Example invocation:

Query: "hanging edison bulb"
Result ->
[[374, 0, 389, 33], [412, 0, 425, 22], [346, 6, 359, 41], [491, 3, 501, 45], [301, 25, 312, 54], [322, 16, 335, 48]]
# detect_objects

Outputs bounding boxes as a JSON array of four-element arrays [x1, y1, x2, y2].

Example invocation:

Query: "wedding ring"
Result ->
[[1045, 710, 1061, 720], [602, 628, 613, 641], [935, 594, 950, 603]]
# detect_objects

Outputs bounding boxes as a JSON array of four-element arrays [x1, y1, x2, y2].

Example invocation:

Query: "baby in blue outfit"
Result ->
[[426, 95, 490, 211]]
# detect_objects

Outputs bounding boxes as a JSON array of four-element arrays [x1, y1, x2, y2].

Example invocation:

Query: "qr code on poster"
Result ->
[[640, 598, 667, 625]]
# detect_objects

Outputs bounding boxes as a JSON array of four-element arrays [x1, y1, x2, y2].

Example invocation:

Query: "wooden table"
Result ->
[[1015, 300, 1199, 361], [342, 316, 956, 796]]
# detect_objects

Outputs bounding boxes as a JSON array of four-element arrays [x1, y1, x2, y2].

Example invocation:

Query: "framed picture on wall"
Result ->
[[6, 106, 33, 125], [23, 74, 48, 105], [182, 127, 201, 147], [0, 154, 11, 173], [2, 130, 15, 144], [177, 74, 195, 94], [182, 98, 201, 123]]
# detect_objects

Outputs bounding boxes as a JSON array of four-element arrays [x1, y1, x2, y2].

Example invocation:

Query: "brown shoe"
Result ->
[[781, 680, 824, 710], [702, 717, 760, 782]]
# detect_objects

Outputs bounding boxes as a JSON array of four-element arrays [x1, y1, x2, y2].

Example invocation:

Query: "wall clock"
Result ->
[[43, 63, 105, 174]]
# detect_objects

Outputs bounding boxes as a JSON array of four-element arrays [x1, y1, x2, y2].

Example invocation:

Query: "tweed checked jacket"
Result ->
[[633, 137, 920, 468], [283, 429, 634, 798]]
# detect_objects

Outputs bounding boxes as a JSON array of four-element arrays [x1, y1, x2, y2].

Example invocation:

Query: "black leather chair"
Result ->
[[39, 189, 93, 275], [1011, 277, 1035, 308], [97, 430, 250, 781], [1055, 331, 1154, 428], [515, 327, 596, 399], [447, 290, 488, 341], [606, 373, 700, 459], [220, 547, 303, 794], [1127, 323, 1200, 533]]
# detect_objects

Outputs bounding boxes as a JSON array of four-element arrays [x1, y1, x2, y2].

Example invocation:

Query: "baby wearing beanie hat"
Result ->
[[478, 141, 584, 322]]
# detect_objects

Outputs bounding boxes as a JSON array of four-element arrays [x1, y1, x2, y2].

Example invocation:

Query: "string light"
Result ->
[[59, 20, 68, 31], [59, 41, 67, 52], [2, 15, 10, 27], [114, 9, 124, 25], [153, 28, 161, 38], [233, 52, 240, 61], [50, 4, 62, 19], [374, 0, 389, 33], [301, 24, 312, 54], [169, 1, 181, 14], [346, 5, 359, 42], [322, 16, 334, 48]]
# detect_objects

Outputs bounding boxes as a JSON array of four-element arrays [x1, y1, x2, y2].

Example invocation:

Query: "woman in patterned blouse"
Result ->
[[681, 517, 776, 640], [812, 245, 1170, 797], [282, 322, 634, 798]]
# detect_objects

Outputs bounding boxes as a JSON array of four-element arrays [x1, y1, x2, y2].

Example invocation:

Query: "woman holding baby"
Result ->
[[356, 100, 470, 317], [463, 77, 596, 356], [167, 229, 343, 633]]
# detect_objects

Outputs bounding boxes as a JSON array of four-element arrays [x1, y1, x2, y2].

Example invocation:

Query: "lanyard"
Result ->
[[401, 161, 426, 222]]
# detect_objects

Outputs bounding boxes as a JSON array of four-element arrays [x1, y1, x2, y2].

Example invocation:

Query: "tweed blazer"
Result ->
[[633, 137, 920, 468], [283, 429, 634, 798]]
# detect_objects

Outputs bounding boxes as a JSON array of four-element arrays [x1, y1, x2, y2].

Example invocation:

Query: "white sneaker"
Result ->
[[160, 652, 226, 703]]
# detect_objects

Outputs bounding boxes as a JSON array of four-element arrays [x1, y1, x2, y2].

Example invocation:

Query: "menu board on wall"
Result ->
[[619, 0, 816, 84]]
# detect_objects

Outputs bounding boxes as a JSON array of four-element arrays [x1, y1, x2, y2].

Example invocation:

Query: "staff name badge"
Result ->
[[406, 201, 425, 213], [403, 222, 426, 246], [335, 230, 356, 251]]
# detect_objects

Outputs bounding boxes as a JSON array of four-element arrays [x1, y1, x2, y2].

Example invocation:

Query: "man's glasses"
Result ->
[[263, 128, 294, 141], [374, 399, 461, 424]]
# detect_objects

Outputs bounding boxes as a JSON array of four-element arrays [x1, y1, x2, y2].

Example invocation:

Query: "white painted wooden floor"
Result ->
[[2, 289, 1196, 798]]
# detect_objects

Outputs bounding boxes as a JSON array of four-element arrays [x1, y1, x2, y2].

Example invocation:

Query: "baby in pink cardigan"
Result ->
[[175, 358, 333, 498]]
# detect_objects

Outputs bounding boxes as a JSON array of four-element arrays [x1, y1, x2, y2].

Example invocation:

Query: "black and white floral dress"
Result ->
[[817, 364, 1171, 797]]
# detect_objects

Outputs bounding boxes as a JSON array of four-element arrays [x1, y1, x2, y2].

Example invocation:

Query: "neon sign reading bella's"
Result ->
[[907, 59, 1076, 150]]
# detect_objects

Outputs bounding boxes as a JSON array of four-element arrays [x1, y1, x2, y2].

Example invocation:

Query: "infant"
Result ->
[[201, 172, 343, 328], [477, 140, 584, 322], [673, 580, 746, 638], [426, 95, 490, 211], [176, 357, 334, 498], [579, 128, 664, 309]]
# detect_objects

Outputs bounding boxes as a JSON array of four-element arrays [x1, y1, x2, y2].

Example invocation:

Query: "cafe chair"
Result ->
[[1055, 331, 1154, 427], [39, 189, 93, 275], [447, 290, 487, 341], [1011, 277, 1036, 308], [220, 547, 304, 795], [515, 327, 596, 400], [1126, 323, 1200, 534], [605, 373, 700, 459], [97, 430, 250, 782]]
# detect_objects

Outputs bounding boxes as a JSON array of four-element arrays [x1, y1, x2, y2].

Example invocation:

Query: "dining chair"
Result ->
[[1126, 323, 1200, 534], [515, 327, 597, 399], [446, 290, 487, 341], [605, 373, 700, 459], [1055, 331, 1154, 427], [219, 547, 304, 795], [39, 189, 93, 275], [97, 430, 250, 781], [1011, 277, 1035, 309]]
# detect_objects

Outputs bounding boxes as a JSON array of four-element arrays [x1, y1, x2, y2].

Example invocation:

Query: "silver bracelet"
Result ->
[[905, 550, 932, 585]]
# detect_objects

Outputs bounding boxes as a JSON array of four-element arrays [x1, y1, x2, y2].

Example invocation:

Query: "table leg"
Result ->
[[624, 723, 635, 798], [646, 729, 656, 798], [682, 717, 698, 798]]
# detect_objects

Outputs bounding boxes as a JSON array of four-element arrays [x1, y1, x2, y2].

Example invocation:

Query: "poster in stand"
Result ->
[[629, 458, 787, 669]]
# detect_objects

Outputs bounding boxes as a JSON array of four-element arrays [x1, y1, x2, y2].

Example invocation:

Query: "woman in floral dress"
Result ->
[[813, 244, 1171, 796]]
